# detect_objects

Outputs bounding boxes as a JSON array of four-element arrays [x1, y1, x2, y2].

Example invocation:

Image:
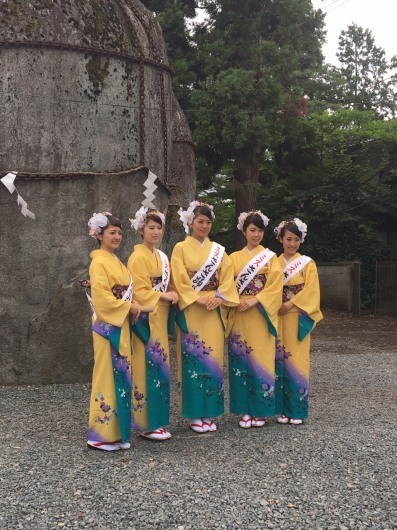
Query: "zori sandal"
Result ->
[[87, 440, 121, 452], [239, 414, 252, 429], [252, 417, 266, 427], [115, 440, 131, 450], [190, 418, 210, 433], [277, 415, 289, 424], [139, 428, 171, 441], [202, 418, 217, 432]]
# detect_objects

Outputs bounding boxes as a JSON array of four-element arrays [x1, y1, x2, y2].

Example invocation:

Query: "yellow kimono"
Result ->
[[127, 244, 171, 432], [275, 253, 323, 419], [88, 249, 132, 445], [228, 246, 283, 417], [171, 236, 239, 418]]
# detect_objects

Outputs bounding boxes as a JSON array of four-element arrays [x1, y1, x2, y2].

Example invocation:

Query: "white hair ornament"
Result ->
[[177, 200, 215, 234], [130, 206, 165, 231], [88, 212, 110, 238], [237, 210, 270, 231], [274, 217, 307, 243]]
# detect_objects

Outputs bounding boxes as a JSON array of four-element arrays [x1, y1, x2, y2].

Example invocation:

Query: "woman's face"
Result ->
[[190, 214, 212, 241], [281, 229, 301, 257], [140, 219, 162, 247], [98, 224, 122, 253], [244, 223, 264, 249]]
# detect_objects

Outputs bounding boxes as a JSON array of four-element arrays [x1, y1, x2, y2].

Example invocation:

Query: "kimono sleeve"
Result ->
[[255, 255, 283, 318], [170, 243, 199, 310], [255, 254, 283, 337], [290, 260, 323, 326], [217, 252, 240, 307], [127, 252, 161, 313], [89, 259, 131, 327]]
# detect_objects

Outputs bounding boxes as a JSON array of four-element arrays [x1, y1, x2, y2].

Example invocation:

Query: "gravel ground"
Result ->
[[0, 310, 396, 530]]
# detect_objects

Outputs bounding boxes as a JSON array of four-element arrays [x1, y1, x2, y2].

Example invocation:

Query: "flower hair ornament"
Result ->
[[88, 212, 111, 238], [237, 210, 270, 231], [129, 206, 165, 231], [274, 217, 307, 243], [177, 200, 215, 234]]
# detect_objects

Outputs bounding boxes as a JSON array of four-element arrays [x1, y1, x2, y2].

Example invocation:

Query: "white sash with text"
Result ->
[[283, 255, 311, 285], [235, 248, 275, 295], [153, 249, 170, 293], [190, 242, 225, 292]]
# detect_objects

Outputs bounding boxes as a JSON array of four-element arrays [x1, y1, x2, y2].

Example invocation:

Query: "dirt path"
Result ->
[[312, 308, 397, 353]]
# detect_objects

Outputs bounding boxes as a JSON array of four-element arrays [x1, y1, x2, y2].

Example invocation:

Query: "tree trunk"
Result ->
[[233, 154, 260, 249]]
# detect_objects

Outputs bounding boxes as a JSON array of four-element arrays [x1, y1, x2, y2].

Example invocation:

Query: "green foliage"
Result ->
[[260, 109, 396, 306], [145, 1, 397, 306], [192, 69, 281, 156], [321, 24, 397, 117], [192, 0, 325, 239], [198, 171, 236, 252]]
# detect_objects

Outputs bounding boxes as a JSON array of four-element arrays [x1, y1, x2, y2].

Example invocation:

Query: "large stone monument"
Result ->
[[0, 0, 195, 385]]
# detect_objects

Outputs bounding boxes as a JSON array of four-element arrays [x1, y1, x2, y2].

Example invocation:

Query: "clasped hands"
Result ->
[[196, 296, 223, 311], [161, 290, 179, 305], [130, 290, 179, 323], [278, 300, 294, 315], [130, 300, 141, 323], [237, 297, 258, 312]]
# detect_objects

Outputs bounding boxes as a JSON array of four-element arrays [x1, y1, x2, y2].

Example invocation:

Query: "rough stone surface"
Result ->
[[0, 0, 195, 384], [0, 172, 169, 385], [0, 310, 396, 529], [163, 95, 196, 254], [0, 0, 169, 174]]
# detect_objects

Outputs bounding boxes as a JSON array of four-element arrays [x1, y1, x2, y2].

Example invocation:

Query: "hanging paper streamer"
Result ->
[[1, 172, 16, 193], [1, 172, 36, 219], [141, 170, 158, 208]]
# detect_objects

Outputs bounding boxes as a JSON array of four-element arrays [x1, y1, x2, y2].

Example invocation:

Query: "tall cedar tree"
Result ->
[[192, 0, 325, 247], [323, 24, 397, 118]]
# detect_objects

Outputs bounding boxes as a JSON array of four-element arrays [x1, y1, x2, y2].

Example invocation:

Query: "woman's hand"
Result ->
[[161, 291, 179, 305], [170, 291, 179, 305], [196, 296, 222, 310], [206, 297, 222, 311], [196, 296, 209, 307], [278, 301, 294, 315], [237, 297, 259, 312], [130, 300, 141, 322]]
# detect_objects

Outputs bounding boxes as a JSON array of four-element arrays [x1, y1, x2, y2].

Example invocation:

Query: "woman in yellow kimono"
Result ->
[[228, 211, 283, 428], [274, 218, 323, 424], [171, 201, 239, 433], [84, 212, 140, 451], [127, 207, 179, 441]]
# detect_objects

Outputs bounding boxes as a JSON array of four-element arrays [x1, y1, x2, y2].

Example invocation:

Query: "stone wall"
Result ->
[[318, 262, 361, 315], [0, 0, 195, 385]]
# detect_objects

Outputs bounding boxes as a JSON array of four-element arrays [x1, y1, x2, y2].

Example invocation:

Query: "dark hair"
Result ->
[[279, 222, 302, 240], [97, 213, 122, 245], [243, 212, 266, 232], [103, 213, 122, 230], [145, 209, 163, 228], [193, 204, 213, 221]]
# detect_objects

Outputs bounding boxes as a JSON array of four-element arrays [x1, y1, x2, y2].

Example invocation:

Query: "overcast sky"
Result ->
[[312, 0, 397, 64]]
